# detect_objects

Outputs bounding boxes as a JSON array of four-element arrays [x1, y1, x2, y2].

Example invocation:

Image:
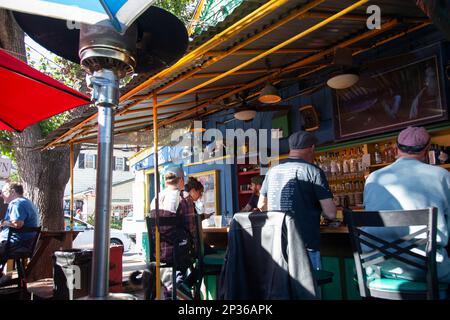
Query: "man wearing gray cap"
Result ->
[[258, 130, 336, 270], [364, 126, 450, 283]]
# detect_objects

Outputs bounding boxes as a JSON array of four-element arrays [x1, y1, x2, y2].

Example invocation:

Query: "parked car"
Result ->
[[64, 215, 132, 252], [121, 211, 146, 243]]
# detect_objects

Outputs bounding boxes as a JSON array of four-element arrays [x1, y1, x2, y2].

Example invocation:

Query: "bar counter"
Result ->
[[202, 223, 358, 299]]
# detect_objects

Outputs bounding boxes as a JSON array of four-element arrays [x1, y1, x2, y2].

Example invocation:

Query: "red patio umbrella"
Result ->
[[0, 49, 90, 132]]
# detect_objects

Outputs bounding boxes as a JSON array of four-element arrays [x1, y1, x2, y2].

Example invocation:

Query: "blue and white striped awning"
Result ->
[[0, 0, 155, 33]]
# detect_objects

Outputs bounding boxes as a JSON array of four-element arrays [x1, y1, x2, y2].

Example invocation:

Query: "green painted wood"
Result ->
[[344, 258, 362, 300], [204, 275, 217, 300], [321, 257, 342, 300]]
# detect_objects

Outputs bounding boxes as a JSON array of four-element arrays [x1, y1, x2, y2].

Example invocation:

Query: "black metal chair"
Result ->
[[0, 226, 42, 291], [344, 207, 448, 300], [145, 212, 197, 300]]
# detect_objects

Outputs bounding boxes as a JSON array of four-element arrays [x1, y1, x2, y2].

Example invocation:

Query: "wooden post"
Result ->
[[152, 93, 161, 299], [69, 143, 74, 231]]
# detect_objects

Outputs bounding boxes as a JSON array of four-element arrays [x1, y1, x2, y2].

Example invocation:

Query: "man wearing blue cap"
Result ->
[[258, 130, 336, 270]]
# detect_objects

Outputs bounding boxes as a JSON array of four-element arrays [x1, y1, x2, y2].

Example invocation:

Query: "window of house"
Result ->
[[115, 157, 124, 171], [85, 154, 96, 169]]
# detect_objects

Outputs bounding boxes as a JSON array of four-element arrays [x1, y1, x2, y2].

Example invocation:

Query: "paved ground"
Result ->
[[122, 249, 147, 283]]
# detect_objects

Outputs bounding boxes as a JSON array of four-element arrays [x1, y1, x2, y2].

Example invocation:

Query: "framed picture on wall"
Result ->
[[334, 54, 447, 140], [188, 170, 220, 216]]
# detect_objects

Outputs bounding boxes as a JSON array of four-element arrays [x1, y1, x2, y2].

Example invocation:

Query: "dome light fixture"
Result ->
[[258, 82, 281, 104], [326, 48, 359, 90], [234, 110, 257, 121], [327, 70, 359, 90]]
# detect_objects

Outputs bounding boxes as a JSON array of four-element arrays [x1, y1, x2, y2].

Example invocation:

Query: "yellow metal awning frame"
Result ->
[[43, 0, 429, 150]]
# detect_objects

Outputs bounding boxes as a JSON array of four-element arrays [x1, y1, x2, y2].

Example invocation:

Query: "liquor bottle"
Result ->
[[438, 146, 449, 164], [374, 144, 382, 164], [349, 148, 358, 175], [342, 150, 350, 178], [354, 180, 364, 206], [383, 144, 390, 164], [330, 153, 337, 181], [428, 144, 437, 165], [335, 152, 342, 177], [322, 154, 330, 178], [386, 142, 395, 163], [356, 147, 364, 174], [346, 181, 355, 206]]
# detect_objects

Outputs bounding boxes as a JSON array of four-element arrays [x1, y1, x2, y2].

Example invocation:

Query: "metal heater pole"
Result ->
[[89, 69, 118, 298]]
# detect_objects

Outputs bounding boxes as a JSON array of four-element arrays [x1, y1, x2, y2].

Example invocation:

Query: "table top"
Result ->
[[202, 226, 349, 233], [202, 226, 229, 233], [320, 225, 349, 234]]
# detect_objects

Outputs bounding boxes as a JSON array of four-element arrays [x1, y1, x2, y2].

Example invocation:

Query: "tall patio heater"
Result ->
[[12, 5, 188, 299]]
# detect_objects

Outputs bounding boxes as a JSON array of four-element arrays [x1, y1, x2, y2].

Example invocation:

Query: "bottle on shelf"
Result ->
[[354, 180, 364, 206], [387, 142, 395, 163], [342, 150, 350, 178], [349, 148, 358, 177], [330, 153, 337, 181], [336, 152, 343, 177], [356, 147, 364, 175], [428, 144, 437, 165], [374, 143, 383, 165], [383, 143, 394, 163], [438, 146, 449, 164]]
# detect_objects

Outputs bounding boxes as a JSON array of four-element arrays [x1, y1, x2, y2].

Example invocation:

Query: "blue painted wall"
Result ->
[[183, 162, 236, 218]]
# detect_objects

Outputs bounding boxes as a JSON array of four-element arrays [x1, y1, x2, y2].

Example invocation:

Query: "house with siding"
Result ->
[[64, 149, 135, 220]]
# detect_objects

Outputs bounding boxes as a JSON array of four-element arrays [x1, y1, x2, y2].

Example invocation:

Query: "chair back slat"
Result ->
[[344, 207, 439, 300], [358, 229, 429, 264], [348, 210, 430, 227]]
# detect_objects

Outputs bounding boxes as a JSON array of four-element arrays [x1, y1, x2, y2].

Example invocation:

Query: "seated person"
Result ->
[[185, 177, 217, 256], [364, 127, 450, 283], [150, 167, 198, 298], [185, 177, 213, 221], [241, 175, 265, 212], [0, 182, 39, 284]]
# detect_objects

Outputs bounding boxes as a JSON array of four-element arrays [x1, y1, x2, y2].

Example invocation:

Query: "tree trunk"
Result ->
[[0, 9, 82, 230]]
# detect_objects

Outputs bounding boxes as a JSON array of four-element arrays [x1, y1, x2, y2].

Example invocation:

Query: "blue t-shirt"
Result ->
[[364, 157, 450, 283], [0, 197, 39, 244], [260, 158, 333, 250]]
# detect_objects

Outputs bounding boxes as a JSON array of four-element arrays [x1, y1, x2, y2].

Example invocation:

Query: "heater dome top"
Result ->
[[14, 6, 188, 75]]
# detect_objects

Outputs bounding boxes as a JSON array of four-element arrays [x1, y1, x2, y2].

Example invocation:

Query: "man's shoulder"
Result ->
[[272, 159, 317, 171], [10, 197, 30, 208]]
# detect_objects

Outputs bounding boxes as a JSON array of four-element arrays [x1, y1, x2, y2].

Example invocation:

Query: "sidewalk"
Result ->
[[122, 250, 147, 283]]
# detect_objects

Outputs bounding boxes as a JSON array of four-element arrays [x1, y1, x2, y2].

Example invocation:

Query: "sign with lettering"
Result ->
[[0, 158, 11, 179]]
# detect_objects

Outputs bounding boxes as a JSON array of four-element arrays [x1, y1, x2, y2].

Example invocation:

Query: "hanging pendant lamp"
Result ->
[[327, 69, 359, 89], [258, 82, 281, 104], [234, 110, 257, 121], [326, 48, 359, 90]]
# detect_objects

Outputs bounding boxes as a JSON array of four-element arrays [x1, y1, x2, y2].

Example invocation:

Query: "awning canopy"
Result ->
[[0, 49, 90, 132], [41, 0, 432, 149]]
